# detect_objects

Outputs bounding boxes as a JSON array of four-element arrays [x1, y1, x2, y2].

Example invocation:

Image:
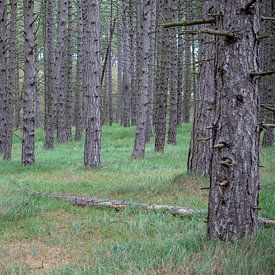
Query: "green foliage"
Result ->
[[0, 124, 274, 274]]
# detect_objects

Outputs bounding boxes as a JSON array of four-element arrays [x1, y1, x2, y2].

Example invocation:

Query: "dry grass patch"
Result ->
[[1, 241, 75, 272]]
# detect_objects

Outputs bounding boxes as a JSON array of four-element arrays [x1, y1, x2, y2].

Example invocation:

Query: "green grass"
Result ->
[[0, 124, 274, 274]]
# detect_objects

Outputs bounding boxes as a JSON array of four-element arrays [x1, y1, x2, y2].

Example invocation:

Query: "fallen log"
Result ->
[[32, 192, 205, 216], [31, 192, 275, 228]]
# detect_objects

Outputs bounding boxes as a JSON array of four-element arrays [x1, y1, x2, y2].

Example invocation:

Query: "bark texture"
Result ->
[[132, 0, 153, 158], [84, 0, 102, 167], [22, 0, 36, 165], [187, 1, 216, 176], [44, 0, 55, 149], [261, 0, 274, 147], [208, 0, 261, 241], [154, 0, 170, 153]]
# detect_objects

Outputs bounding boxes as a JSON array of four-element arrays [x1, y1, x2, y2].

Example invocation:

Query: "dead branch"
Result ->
[[30, 192, 275, 228], [162, 18, 215, 28]]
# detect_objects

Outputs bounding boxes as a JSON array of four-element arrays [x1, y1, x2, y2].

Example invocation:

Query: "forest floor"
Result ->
[[0, 124, 274, 274]]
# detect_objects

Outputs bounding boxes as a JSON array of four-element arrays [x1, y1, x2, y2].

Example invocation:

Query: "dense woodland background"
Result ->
[[0, 0, 274, 273]]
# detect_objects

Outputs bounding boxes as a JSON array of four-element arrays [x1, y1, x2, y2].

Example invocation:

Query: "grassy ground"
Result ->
[[0, 124, 274, 274]]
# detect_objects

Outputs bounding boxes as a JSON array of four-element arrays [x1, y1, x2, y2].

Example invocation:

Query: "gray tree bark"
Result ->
[[0, 0, 8, 156], [84, 0, 102, 167], [121, 2, 131, 128], [187, 1, 216, 176], [182, 0, 192, 123], [44, 0, 55, 149], [22, 0, 36, 165], [154, 0, 170, 153], [75, 0, 85, 141], [168, 0, 178, 145], [65, 0, 73, 141], [132, 0, 154, 158], [208, 0, 261, 241], [56, 0, 68, 144], [261, 0, 274, 147]]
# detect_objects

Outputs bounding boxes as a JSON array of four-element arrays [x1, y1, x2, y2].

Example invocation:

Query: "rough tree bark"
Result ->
[[22, 0, 36, 165], [65, 0, 73, 141], [0, 0, 8, 156], [208, 0, 261, 241], [56, 0, 68, 144], [261, 0, 274, 147], [107, 0, 114, 126], [84, 0, 102, 167], [75, 0, 85, 141], [44, 0, 55, 149], [182, 0, 192, 123], [145, 0, 157, 143], [187, 1, 216, 176], [168, 0, 178, 145], [121, 1, 131, 127], [154, 0, 170, 153], [132, 0, 153, 158]]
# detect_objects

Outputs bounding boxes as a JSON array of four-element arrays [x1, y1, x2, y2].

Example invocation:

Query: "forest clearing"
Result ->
[[0, 124, 274, 273]]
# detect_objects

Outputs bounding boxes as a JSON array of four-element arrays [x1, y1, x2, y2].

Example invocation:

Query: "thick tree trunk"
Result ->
[[208, 0, 261, 241], [187, 1, 216, 176], [22, 0, 36, 165], [84, 0, 102, 167]]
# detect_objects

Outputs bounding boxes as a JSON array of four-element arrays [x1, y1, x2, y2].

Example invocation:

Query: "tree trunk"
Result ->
[[145, 0, 157, 143], [154, 0, 170, 153], [84, 0, 102, 167], [261, 0, 274, 147], [208, 0, 261, 241], [22, 0, 36, 165], [132, 0, 153, 158], [121, 2, 131, 128], [44, 0, 56, 149], [65, 0, 73, 141], [168, 0, 178, 145], [75, 0, 84, 141], [3, 0, 17, 160], [0, 0, 8, 156], [56, 0, 68, 144], [176, 0, 184, 126], [182, 0, 192, 123], [107, 0, 114, 126], [187, 1, 216, 176]]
